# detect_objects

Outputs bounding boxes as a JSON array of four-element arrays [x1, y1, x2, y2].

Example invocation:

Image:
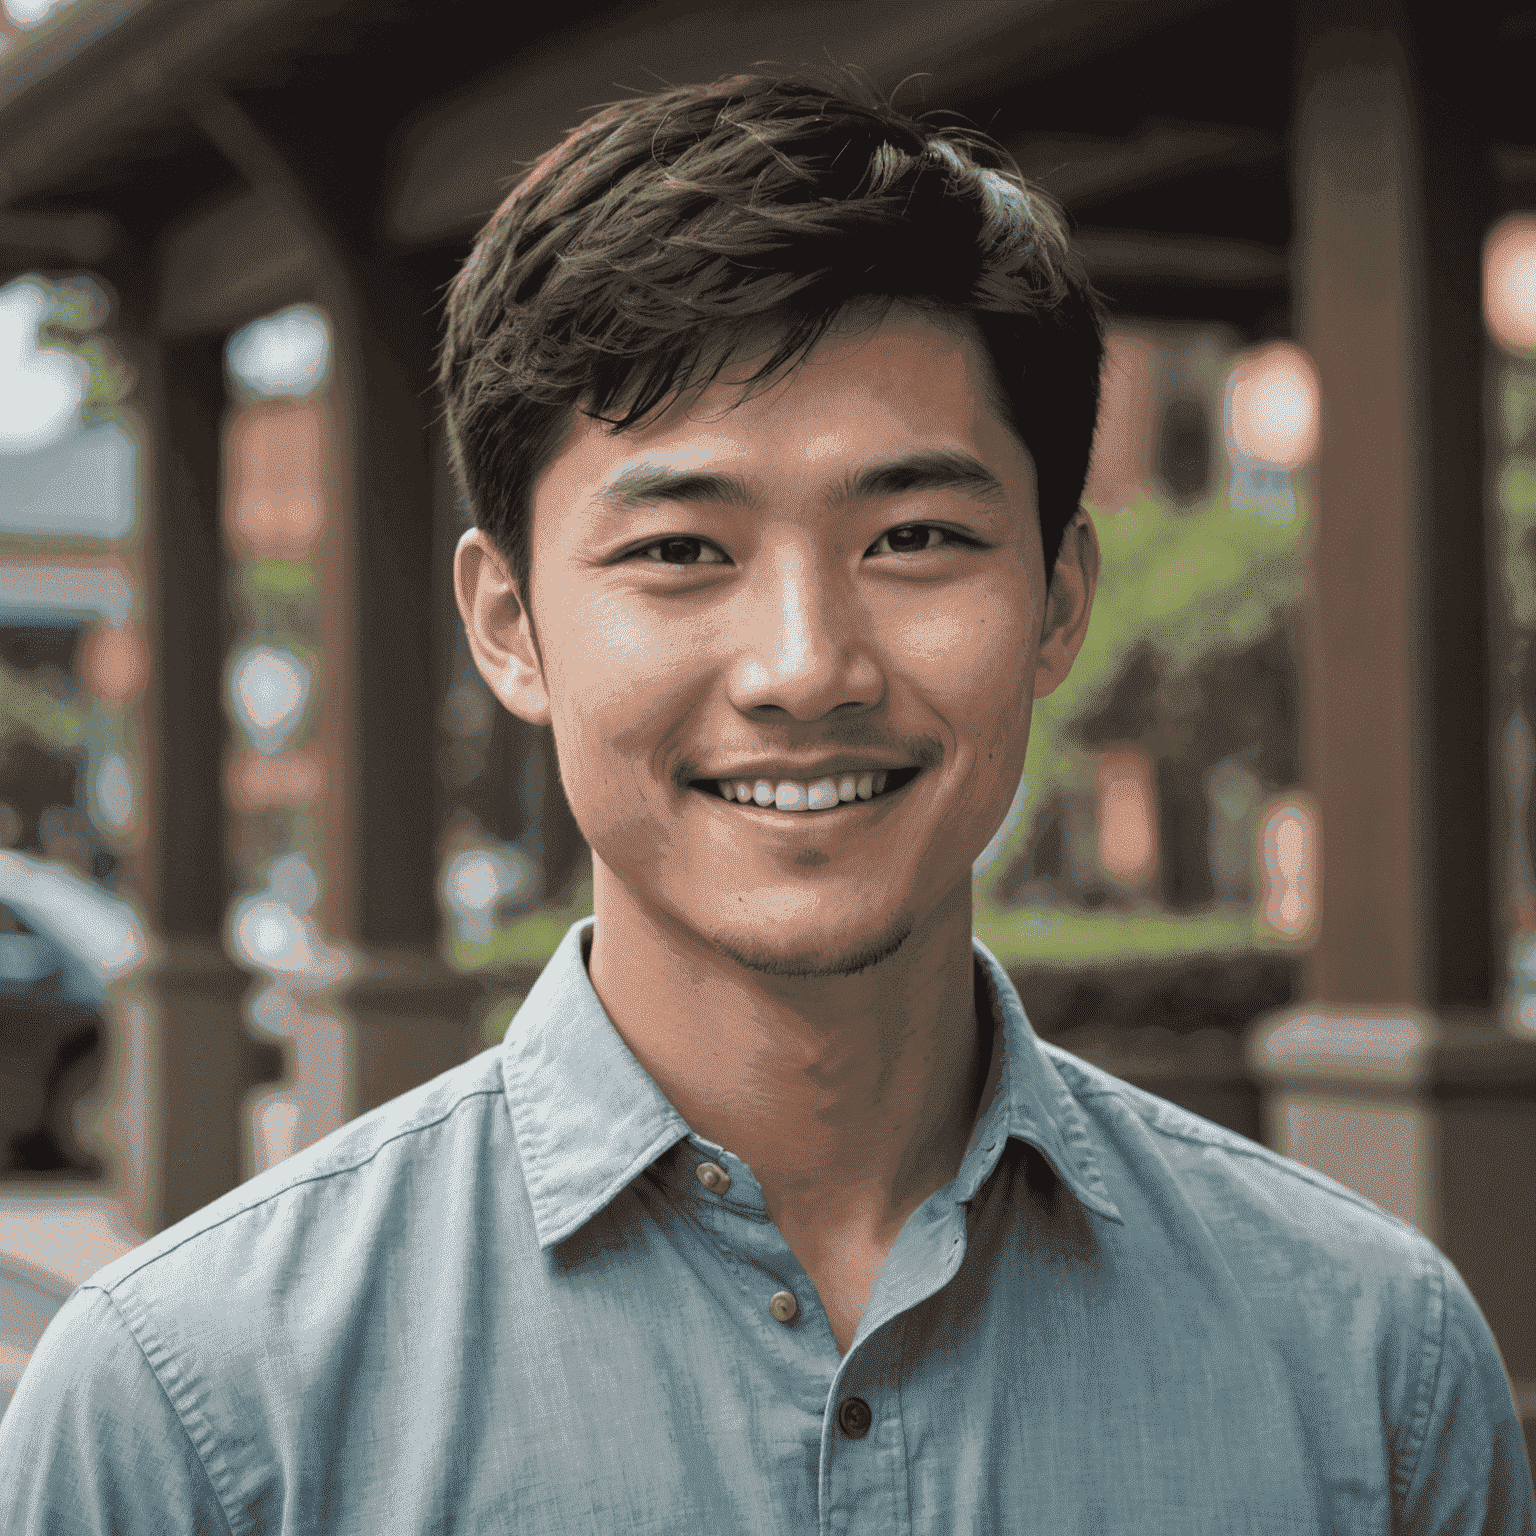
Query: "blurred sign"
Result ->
[[225, 744, 328, 812], [1097, 746, 1158, 889], [222, 402, 327, 558], [80, 623, 147, 706]]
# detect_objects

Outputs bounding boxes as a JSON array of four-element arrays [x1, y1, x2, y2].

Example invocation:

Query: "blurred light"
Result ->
[[226, 306, 331, 399], [2, 0, 77, 25], [252, 1095, 301, 1174], [442, 844, 537, 944], [268, 853, 319, 916], [94, 752, 134, 829], [228, 644, 311, 754], [0, 279, 88, 454], [1225, 343, 1321, 468], [227, 860, 349, 990], [1484, 214, 1536, 355], [1096, 747, 1157, 887], [1258, 794, 1319, 940], [442, 677, 495, 741], [81, 623, 148, 705], [231, 896, 308, 972]]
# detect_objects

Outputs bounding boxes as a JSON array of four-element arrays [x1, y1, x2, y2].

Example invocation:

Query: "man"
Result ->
[[3, 74, 1531, 1533]]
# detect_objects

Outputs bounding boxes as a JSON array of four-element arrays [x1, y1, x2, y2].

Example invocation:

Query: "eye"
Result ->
[[632, 537, 728, 566], [867, 524, 971, 556]]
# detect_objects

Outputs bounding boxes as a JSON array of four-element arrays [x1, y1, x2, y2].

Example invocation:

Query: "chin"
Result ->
[[701, 910, 916, 980]]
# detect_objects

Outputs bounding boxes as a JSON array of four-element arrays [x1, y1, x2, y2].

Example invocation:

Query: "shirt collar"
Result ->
[[959, 937, 1123, 1222], [500, 918, 1121, 1249]]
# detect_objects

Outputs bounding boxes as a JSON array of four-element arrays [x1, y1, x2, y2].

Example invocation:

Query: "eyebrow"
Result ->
[[833, 449, 1010, 508], [592, 449, 1009, 517]]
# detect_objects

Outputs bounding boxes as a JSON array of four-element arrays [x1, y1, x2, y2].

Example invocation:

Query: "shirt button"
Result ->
[[836, 1397, 872, 1439], [768, 1290, 798, 1324], [695, 1161, 731, 1195]]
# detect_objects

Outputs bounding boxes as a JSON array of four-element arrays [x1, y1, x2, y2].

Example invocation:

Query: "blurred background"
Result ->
[[0, 0, 1532, 1457]]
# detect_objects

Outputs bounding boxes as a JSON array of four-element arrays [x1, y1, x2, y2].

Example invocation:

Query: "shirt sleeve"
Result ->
[[1396, 1251, 1535, 1536], [0, 1284, 233, 1536]]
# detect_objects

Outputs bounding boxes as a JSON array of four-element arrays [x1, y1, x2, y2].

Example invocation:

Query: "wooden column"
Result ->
[[1292, 9, 1424, 1006], [1292, 2, 1498, 1009], [1255, 3, 1536, 1458], [334, 254, 487, 1110], [185, 93, 488, 1118], [127, 316, 276, 1231]]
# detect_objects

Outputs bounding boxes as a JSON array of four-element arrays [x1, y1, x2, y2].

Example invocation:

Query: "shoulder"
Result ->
[[1038, 1044, 1529, 1523], [86, 1041, 529, 1368], [1037, 1042, 1536, 1516], [0, 1285, 234, 1533], [1040, 1039, 1434, 1276], [0, 1045, 542, 1531]]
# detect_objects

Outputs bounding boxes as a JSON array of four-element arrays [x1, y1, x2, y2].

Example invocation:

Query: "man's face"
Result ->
[[459, 306, 1095, 977]]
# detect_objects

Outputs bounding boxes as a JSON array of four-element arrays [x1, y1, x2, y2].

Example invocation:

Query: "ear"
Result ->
[[1033, 508, 1099, 700], [453, 529, 551, 727]]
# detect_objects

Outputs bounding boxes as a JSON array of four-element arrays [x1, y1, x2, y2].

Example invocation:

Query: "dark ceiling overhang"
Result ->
[[1, 0, 1530, 333]]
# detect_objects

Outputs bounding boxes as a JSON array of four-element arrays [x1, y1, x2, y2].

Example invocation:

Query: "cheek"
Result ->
[[888, 580, 1037, 720], [540, 593, 708, 799]]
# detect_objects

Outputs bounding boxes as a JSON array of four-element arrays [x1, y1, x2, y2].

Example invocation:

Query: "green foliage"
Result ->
[[980, 487, 1306, 901], [0, 659, 86, 753], [973, 902, 1297, 968], [237, 558, 319, 645], [36, 277, 134, 426], [452, 874, 595, 973], [1501, 361, 1536, 451], [1499, 457, 1536, 630]]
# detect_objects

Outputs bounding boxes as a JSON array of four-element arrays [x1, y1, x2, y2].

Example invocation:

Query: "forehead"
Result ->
[[532, 306, 1032, 510]]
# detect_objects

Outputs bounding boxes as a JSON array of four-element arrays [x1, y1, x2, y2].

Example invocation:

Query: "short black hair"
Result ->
[[439, 72, 1105, 595]]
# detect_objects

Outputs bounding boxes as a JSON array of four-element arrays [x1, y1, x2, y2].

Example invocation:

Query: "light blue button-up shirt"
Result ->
[[2, 918, 1531, 1533]]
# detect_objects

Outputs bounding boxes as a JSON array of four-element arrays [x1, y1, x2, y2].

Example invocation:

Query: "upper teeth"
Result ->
[[714, 772, 890, 810]]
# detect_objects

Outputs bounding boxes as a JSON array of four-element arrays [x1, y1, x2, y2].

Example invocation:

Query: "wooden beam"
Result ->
[[154, 188, 313, 338], [1495, 143, 1536, 187], [0, 207, 121, 266], [0, 0, 311, 205], [1074, 228, 1288, 287], [383, 0, 1225, 247], [1010, 121, 1283, 209]]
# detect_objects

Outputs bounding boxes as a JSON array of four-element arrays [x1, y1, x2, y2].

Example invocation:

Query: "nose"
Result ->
[[725, 544, 885, 721]]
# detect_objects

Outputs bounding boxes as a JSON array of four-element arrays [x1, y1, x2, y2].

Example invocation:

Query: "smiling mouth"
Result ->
[[690, 766, 923, 813]]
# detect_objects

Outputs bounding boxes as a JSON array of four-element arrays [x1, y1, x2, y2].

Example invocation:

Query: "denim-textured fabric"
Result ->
[[2, 917, 1531, 1534]]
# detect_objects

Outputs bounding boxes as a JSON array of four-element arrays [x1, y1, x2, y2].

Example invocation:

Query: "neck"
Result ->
[[585, 860, 991, 1240]]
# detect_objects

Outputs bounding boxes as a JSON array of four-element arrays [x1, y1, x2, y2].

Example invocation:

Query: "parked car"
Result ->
[[0, 851, 145, 1176]]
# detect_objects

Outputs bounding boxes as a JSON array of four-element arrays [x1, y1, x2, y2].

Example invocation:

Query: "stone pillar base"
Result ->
[[338, 951, 491, 1118], [86, 941, 284, 1235], [1247, 1008, 1536, 1467]]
